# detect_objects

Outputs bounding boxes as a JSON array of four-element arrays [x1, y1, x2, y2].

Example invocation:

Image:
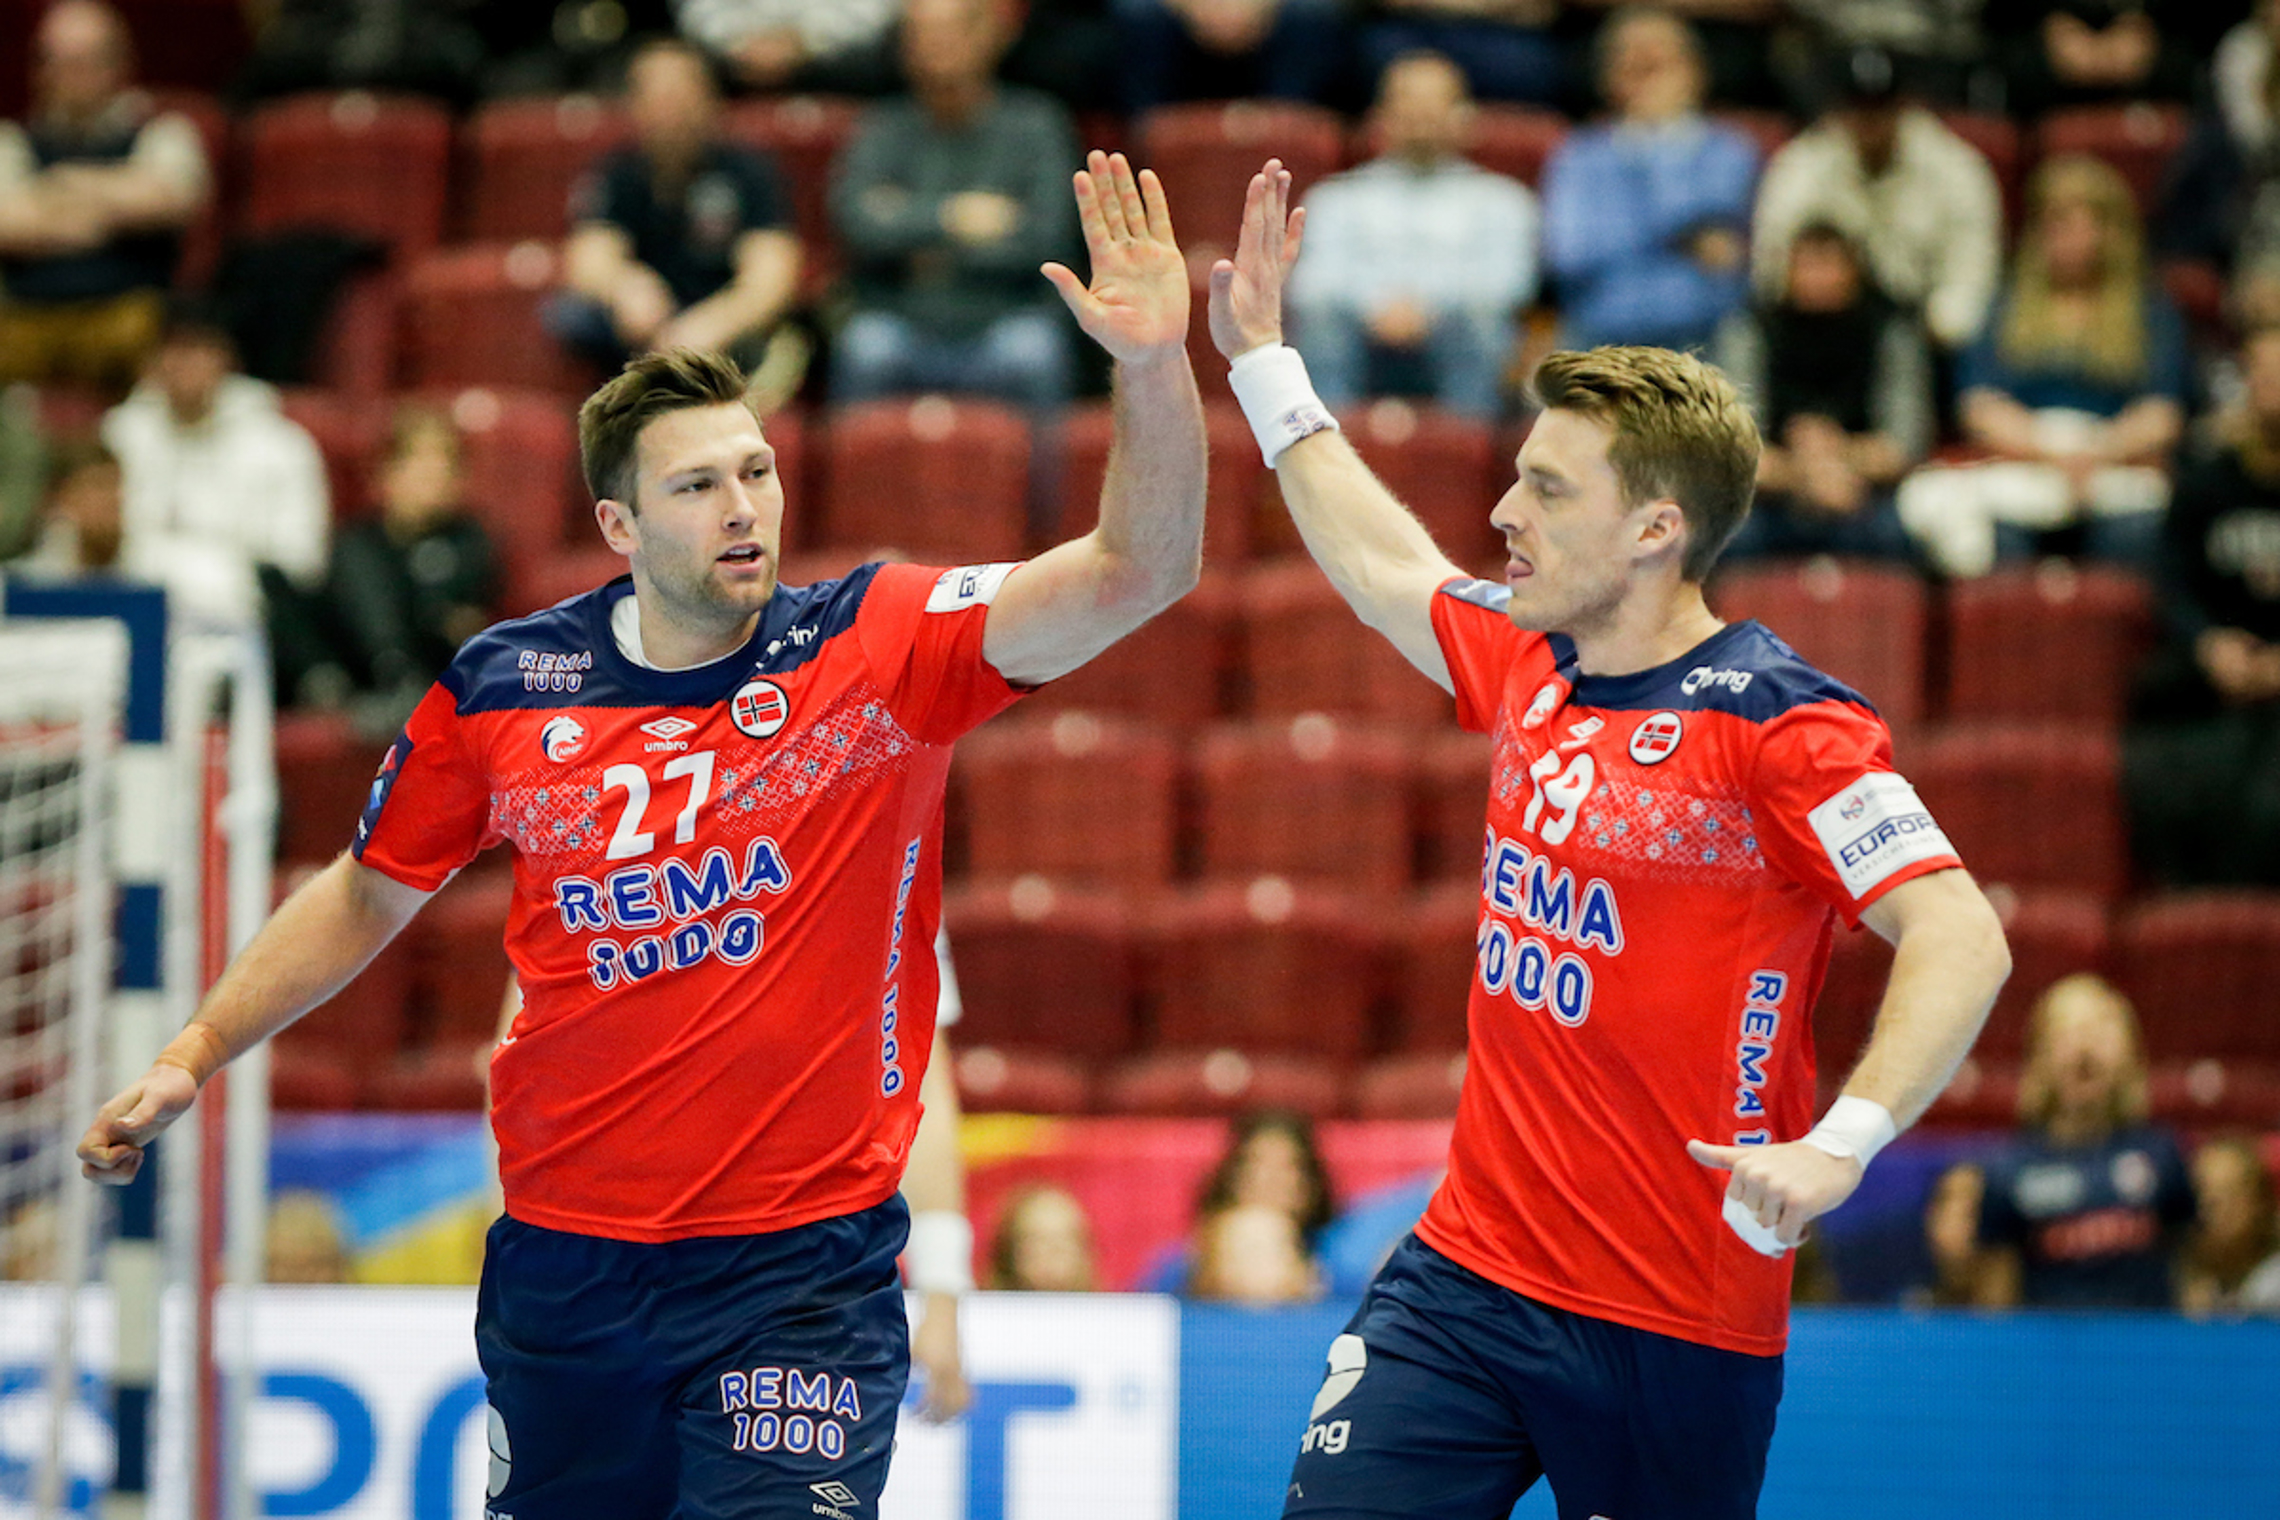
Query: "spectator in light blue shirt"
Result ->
[[1541, 7, 1758, 352]]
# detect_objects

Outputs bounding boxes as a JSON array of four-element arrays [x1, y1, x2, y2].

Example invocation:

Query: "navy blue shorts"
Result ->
[[1283, 1235, 1783, 1520], [475, 1196, 910, 1520]]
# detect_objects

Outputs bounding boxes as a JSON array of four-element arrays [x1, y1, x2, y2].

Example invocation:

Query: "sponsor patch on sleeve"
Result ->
[[1807, 772, 1955, 900], [1439, 577, 1512, 612], [925, 562, 1020, 613]]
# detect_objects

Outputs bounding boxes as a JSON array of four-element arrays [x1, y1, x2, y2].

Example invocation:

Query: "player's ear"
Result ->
[[1633, 497, 1687, 563], [596, 497, 639, 557]]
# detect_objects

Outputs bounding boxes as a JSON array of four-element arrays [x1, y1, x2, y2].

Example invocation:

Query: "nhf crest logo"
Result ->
[[1521, 680, 1564, 730], [1840, 790, 1868, 821], [1628, 711, 1683, 765], [732, 678, 790, 739], [540, 717, 585, 762]]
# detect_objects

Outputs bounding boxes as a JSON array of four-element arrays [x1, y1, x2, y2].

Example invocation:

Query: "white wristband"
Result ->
[[904, 1209, 974, 1296], [1800, 1095, 1898, 1169], [1228, 342, 1340, 467]]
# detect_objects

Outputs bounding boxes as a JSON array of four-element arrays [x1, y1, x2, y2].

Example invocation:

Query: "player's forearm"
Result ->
[[160, 854, 429, 1086], [1274, 432, 1457, 642], [1089, 347, 1207, 610], [1842, 883, 2010, 1130]]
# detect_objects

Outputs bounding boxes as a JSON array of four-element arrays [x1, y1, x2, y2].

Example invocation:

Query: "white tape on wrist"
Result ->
[[904, 1209, 975, 1296], [1228, 342, 1340, 467], [1801, 1095, 1898, 1169]]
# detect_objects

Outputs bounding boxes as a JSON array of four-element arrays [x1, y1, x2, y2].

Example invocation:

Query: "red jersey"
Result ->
[[352, 562, 1025, 1243], [1417, 578, 1962, 1355]]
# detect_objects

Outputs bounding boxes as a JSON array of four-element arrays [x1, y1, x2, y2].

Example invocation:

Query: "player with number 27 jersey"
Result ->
[[354, 562, 1024, 1243]]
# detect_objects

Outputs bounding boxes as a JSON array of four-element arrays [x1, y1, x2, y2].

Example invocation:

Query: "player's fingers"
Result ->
[[1108, 152, 1149, 240], [1231, 170, 1267, 269], [1069, 168, 1110, 253], [1091, 150, 1130, 241], [1686, 1138, 1740, 1172], [1284, 203, 1306, 267], [1137, 166, 1175, 245]]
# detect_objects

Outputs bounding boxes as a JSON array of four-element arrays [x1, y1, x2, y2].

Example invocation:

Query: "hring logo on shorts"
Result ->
[[539, 716, 586, 763], [732, 678, 790, 739], [517, 648, 591, 692], [810, 1480, 862, 1519], [1521, 679, 1563, 729], [1628, 711, 1683, 765], [1681, 664, 1755, 697], [640, 715, 698, 751]]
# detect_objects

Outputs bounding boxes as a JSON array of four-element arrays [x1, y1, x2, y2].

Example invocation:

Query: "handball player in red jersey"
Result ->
[[77, 150, 1207, 1519], [1211, 161, 2012, 1520]]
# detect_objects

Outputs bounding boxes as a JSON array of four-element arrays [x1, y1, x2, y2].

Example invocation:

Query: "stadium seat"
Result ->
[[721, 94, 864, 291], [1936, 110, 2024, 226], [363, 1043, 490, 1112], [941, 879, 1141, 1057], [952, 1044, 1093, 1114], [1945, 561, 2154, 728], [1905, 722, 2127, 900], [279, 389, 388, 522], [2114, 891, 2280, 1067], [953, 712, 1183, 888], [1348, 103, 1567, 188], [410, 870, 516, 1048], [1098, 1047, 1348, 1118], [1193, 717, 1417, 892], [2148, 1058, 2280, 1129], [399, 243, 599, 396], [1146, 880, 1387, 1059], [235, 92, 454, 264], [1708, 558, 1929, 731], [459, 93, 630, 243], [308, 270, 401, 401], [1918, 1055, 2022, 1128], [1235, 560, 1457, 725], [1135, 101, 1345, 261], [1056, 400, 1263, 567], [1394, 882, 1479, 1052], [437, 388, 587, 596], [2033, 103, 2190, 216], [1811, 921, 1892, 1086], [271, 867, 414, 1108], [1351, 1050, 1466, 1119], [816, 397, 1029, 562], [1713, 108, 1795, 164], [512, 545, 625, 615], [147, 88, 230, 290], [272, 711, 383, 866], [1021, 569, 1235, 728], [1415, 730, 1491, 883], [1980, 888, 2110, 1058], [1250, 402, 1502, 570]]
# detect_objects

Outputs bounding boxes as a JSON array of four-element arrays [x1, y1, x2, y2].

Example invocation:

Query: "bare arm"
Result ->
[[1207, 161, 1463, 690], [983, 151, 1206, 686], [78, 855, 434, 1183], [656, 228, 802, 355], [905, 1020, 972, 1421]]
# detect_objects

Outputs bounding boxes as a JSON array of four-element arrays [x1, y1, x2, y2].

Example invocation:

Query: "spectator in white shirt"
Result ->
[[1288, 51, 1538, 421]]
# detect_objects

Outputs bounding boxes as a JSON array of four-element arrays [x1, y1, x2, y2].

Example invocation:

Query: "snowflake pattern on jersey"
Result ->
[[489, 684, 917, 866]]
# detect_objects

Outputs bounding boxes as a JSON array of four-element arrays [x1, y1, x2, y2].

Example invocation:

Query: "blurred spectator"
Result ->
[[1002, 0, 1126, 116], [304, 405, 498, 724], [235, 0, 485, 106], [100, 299, 328, 630], [266, 1189, 351, 1284], [675, 0, 904, 95], [1921, 1159, 1992, 1305], [2160, 1, 2280, 276], [1111, 0, 1346, 114], [2178, 1136, 2280, 1316], [1540, 7, 1758, 351], [16, 436, 124, 576], [1354, 0, 1568, 110], [2123, 323, 2280, 888], [0, 0, 211, 392], [1716, 220, 1932, 563], [1752, 45, 2003, 358], [1289, 50, 1539, 420], [1564, 0, 1784, 111], [1, 1197, 59, 1281], [0, 383, 46, 560], [1187, 1202, 1325, 1304], [986, 1183, 1098, 1291], [1983, 1, 2203, 119], [1197, 1109, 1338, 1250], [829, 0, 1080, 408], [1946, 974, 2195, 1308], [1780, 0, 1992, 107], [1900, 154, 2186, 576], [554, 39, 805, 396]]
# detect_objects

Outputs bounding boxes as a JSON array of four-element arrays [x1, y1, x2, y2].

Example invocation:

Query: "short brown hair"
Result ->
[[1529, 346, 1759, 581], [577, 347, 754, 510]]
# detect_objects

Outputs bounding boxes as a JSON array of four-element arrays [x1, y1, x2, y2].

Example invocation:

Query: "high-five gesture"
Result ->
[[1208, 159, 1304, 362], [1042, 150, 1189, 366]]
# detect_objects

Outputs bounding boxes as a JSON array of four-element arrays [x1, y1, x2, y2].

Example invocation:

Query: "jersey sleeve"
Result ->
[[1747, 700, 1963, 926], [1428, 576, 1529, 735], [348, 680, 496, 891], [853, 561, 1030, 744]]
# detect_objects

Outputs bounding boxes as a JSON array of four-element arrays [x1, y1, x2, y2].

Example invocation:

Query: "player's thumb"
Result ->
[[1039, 262, 1091, 316], [1686, 1139, 1740, 1172]]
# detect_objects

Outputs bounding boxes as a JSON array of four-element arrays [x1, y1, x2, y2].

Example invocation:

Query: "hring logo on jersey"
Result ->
[[1559, 716, 1605, 750], [1520, 680, 1564, 730], [1628, 711, 1683, 765], [640, 715, 699, 752], [555, 836, 794, 990], [732, 679, 791, 740], [1681, 664, 1755, 697], [517, 648, 592, 693], [539, 716, 587, 763], [1807, 772, 1956, 898], [717, 1364, 864, 1469], [1477, 830, 1626, 1027]]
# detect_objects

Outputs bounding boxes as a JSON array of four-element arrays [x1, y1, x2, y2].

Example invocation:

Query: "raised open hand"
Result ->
[[1207, 159, 1304, 362], [1042, 150, 1189, 366]]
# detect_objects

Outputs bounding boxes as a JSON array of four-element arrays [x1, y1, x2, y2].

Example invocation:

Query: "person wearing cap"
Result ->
[[1751, 44, 2004, 356]]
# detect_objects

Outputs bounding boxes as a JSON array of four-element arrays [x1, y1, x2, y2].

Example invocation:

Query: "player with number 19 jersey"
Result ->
[[352, 561, 1025, 1244], [1419, 577, 1961, 1356]]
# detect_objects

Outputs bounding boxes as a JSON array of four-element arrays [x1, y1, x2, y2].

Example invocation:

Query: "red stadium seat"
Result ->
[[512, 545, 625, 615], [1980, 889, 2110, 1059], [1098, 1047, 1348, 1118], [1021, 569, 1235, 729], [1812, 921, 1892, 1092], [1945, 562, 2154, 728], [942, 879, 1141, 1057], [272, 711, 383, 866], [364, 1043, 489, 1112], [1194, 716, 1417, 892], [1919, 1055, 2022, 1128], [410, 870, 516, 1047], [1416, 730, 1491, 883], [1936, 110, 2024, 226], [309, 271, 400, 402], [1147, 880, 1386, 1059], [1348, 103, 1567, 188], [399, 244, 599, 396], [1236, 560, 1456, 725], [1906, 722, 2126, 900], [1250, 402, 1501, 570], [1136, 101, 1344, 260], [1351, 1050, 1466, 1120], [952, 1045, 1093, 1114], [147, 88, 230, 290], [271, 865, 414, 1107], [459, 93, 630, 243], [2148, 1058, 2280, 1129], [953, 712, 1183, 888], [1057, 400, 1263, 567], [279, 389, 388, 522], [721, 94, 864, 291], [236, 92, 453, 264], [2033, 103, 2189, 216], [1713, 108, 1795, 165], [2114, 891, 2280, 1065], [816, 397, 1029, 562], [437, 388, 587, 595], [1709, 558, 1929, 731], [1394, 882, 1480, 1053]]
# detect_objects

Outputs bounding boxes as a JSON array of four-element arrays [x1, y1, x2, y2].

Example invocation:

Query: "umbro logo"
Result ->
[[641, 717, 699, 740], [809, 1481, 860, 1519]]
